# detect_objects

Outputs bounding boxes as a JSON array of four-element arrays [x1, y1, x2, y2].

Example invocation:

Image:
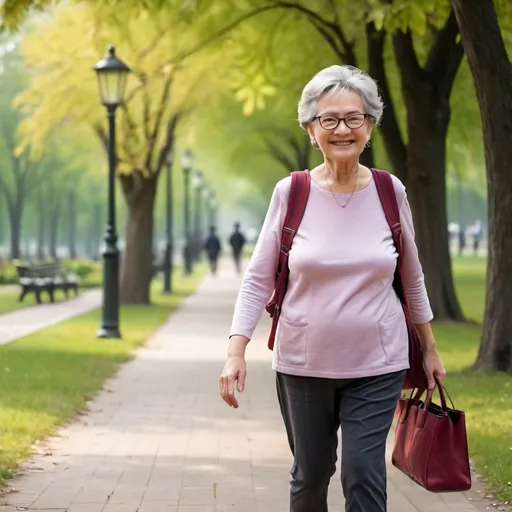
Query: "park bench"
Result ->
[[16, 261, 79, 304]]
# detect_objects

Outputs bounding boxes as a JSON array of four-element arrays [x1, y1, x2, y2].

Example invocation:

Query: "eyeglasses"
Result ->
[[313, 113, 370, 130]]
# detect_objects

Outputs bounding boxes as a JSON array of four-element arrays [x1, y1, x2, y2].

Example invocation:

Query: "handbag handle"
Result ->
[[418, 377, 453, 429], [398, 387, 423, 424], [399, 377, 455, 426]]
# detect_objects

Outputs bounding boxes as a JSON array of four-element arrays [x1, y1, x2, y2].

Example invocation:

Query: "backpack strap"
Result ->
[[266, 170, 311, 350], [371, 169, 406, 305], [371, 168, 427, 390], [281, 170, 311, 254], [371, 169, 402, 256]]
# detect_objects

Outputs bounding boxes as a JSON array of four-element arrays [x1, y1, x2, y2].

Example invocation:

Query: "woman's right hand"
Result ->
[[219, 355, 247, 408]]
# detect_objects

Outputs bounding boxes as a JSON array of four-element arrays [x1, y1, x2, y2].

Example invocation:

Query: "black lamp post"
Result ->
[[94, 45, 131, 339], [192, 169, 203, 262], [182, 149, 193, 275], [163, 150, 174, 294]]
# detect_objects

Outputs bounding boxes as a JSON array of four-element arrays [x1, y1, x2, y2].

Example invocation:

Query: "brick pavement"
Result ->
[[0, 289, 101, 345], [0, 261, 493, 511]]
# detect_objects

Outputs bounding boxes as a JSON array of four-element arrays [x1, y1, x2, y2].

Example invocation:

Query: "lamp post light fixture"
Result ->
[[94, 44, 131, 339], [163, 149, 174, 294], [181, 149, 193, 275], [192, 169, 203, 262]]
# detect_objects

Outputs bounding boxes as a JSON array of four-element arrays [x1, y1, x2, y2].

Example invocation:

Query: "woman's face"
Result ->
[[307, 89, 373, 163]]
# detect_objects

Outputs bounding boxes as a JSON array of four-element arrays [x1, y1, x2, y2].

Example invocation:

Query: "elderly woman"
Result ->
[[219, 65, 446, 512]]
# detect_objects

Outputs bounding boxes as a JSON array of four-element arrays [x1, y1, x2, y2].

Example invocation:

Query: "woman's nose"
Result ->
[[333, 120, 351, 135]]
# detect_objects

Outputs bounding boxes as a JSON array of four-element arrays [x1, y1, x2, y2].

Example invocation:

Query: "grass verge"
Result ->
[[0, 273, 103, 315], [433, 256, 512, 502], [0, 265, 206, 485]]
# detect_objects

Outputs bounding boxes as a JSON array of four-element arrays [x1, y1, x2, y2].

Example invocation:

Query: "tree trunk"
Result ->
[[90, 202, 102, 260], [68, 192, 77, 259], [119, 172, 158, 304], [392, 18, 465, 320], [49, 203, 61, 259], [405, 93, 464, 320], [366, 21, 408, 185], [36, 193, 46, 260], [452, 0, 512, 371], [8, 202, 22, 260], [360, 145, 374, 169]]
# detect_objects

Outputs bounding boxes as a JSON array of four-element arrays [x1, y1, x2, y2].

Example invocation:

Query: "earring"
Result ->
[[365, 139, 371, 148], [311, 139, 319, 148]]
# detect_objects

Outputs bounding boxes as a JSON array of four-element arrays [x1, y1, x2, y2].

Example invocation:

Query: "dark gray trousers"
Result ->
[[276, 370, 406, 512]]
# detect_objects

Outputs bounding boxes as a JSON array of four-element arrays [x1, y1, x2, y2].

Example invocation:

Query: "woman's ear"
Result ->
[[367, 118, 375, 139], [306, 124, 318, 147]]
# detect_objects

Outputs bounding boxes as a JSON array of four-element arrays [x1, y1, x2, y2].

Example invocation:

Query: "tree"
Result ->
[[451, 0, 512, 371], [0, 42, 42, 259], [16, 2, 231, 303], [202, 0, 465, 319]]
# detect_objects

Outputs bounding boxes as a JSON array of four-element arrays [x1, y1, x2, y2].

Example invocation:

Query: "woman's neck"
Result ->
[[323, 159, 360, 186]]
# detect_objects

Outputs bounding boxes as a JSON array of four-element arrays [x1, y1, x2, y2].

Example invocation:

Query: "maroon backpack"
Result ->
[[265, 169, 427, 390]]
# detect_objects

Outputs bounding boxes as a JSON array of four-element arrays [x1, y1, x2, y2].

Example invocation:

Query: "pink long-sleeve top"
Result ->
[[229, 172, 433, 379]]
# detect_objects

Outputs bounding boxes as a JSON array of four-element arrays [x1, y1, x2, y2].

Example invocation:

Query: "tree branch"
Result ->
[[119, 104, 140, 164], [425, 9, 464, 99], [263, 137, 296, 172], [94, 124, 108, 153], [366, 20, 408, 184], [146, 74, 174, 173], [0, 172, 13, 206], [0, 119, 19, 173], [170, 4, 280, 64], [392, 29, 423, 88], [155, 113, 181, 177], [272, 1, 354, 63], [141, 77, 152, 143]]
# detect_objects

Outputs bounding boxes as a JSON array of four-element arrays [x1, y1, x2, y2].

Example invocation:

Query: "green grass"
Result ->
[[433, 256, 512, 502], [0, 273, 102, 314], [0, 265, 206, 485], [0, 292, 40, 314]]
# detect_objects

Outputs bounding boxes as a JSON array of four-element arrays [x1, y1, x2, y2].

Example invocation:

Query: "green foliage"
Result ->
[[16, 1, 232, 175], [367, 0, 450, 35], [60, 259, 100, 280], [0, 260, 19, 284], [0, 0, 52, 31], [432, 257, 512, 502]]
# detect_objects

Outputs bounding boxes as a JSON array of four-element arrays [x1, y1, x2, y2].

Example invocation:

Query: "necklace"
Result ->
[[323, 166, 359, 209]]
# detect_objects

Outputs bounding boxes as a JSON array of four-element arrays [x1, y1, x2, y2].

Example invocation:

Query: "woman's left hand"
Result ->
[[422, 348, 447, 390]]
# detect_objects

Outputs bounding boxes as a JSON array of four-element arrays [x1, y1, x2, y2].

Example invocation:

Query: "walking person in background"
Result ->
[[229, 222, 246, 274], [219, 65, 446, 512], [204, 226, 222, 276]]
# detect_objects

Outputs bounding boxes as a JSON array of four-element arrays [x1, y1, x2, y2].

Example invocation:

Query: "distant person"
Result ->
[[229, 222, 246, 274], [204, 226, 222, 276], [458, 227, 466, 257], [473, 220, 483, 255]]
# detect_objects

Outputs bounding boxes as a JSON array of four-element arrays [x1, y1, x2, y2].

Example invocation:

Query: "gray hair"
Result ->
[[298, 65, 384, 128]]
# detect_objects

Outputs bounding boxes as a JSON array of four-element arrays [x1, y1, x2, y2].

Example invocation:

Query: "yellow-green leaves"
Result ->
[[234, 78, 276, 116], [16, 1, 232, 175], [367, 0, 450, 36]]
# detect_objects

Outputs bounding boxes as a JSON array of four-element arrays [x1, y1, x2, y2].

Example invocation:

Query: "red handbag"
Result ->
[[392, 378, 472, 492]]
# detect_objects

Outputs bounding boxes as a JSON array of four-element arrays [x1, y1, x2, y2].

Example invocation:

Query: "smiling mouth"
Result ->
[[330, 141, 355, 146]]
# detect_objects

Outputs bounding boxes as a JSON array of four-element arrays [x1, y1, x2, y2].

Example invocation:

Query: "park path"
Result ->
[[0, 260, 492, 511], [0, 288, 101, 345]]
